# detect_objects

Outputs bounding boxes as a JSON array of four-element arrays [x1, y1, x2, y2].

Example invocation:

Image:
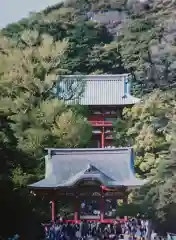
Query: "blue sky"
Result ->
[[0, 0, 61, 28]]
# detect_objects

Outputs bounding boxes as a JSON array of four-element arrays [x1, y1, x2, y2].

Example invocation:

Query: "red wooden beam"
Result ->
[[53, 219, 126, 224], [89, 121, 113, 127], [51, 200, 55, 221], [101, 127, 105, 148]]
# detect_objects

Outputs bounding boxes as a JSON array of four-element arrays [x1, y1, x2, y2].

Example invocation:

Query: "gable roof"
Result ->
[[57, 74, 140, 106], [29, 148, 146, 189]]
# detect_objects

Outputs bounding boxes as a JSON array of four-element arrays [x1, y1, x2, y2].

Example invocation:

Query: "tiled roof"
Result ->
[[29, 148, 146, 189], [57, 74, 140, 105]]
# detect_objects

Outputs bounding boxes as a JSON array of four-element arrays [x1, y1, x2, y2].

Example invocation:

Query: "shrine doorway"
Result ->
[[79, 198, 101, 220]]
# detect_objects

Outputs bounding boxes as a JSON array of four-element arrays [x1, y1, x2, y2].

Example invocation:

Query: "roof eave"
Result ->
[[60, 74, 129, 79], [45, 147, 132, 152], [28, 185, 57, 190]]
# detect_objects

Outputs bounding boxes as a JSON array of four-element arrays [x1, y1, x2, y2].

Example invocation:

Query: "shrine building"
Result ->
[[29, 148, 146, 223], [57, 74, 140, 148]]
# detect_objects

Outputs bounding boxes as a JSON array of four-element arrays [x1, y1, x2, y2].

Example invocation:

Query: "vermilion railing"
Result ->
[[89, 121, 113, 126]]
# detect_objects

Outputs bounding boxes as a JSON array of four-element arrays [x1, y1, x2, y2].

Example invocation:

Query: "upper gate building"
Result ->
[[58, 74, 140, 148]]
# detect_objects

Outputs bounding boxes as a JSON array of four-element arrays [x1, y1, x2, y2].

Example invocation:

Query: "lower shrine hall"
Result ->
[[29, 148, 146, 223]]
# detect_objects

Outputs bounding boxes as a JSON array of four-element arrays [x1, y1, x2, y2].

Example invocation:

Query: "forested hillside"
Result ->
[[2, 0, 176, 94], [0, 0, 176, 237]]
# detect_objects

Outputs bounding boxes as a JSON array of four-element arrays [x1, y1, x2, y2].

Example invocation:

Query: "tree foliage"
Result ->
[[3, 0, 175, 93], [118, 0, 176, 95], [115, 90, 176, 175], [0, 32, 91, 238], [114, 90, 176, 233], [0, 33, 91, 156]]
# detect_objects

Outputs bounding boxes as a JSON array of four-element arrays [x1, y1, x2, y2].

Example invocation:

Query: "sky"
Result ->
[[0, 0, 61, 28]]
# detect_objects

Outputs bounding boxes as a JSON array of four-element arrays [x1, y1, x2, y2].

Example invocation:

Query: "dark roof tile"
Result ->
[[29, 148, 146, 189], [57, 75, 140, 105]]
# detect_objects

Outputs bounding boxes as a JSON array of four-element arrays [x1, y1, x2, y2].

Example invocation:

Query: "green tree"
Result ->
[[62, 21, 113, 73], [0, 32, 92, 158], [86, 42, 125, 74], [114, 117, 129, 147], [137, 142, 176, 234], [114, 90, 176, 233], [122, 90, 176, 176], [117, 0, 176, 95], [0, 33, 92, 238]]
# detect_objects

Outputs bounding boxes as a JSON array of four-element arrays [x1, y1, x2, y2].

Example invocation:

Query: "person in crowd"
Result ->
[[43, 216, 149, 240]]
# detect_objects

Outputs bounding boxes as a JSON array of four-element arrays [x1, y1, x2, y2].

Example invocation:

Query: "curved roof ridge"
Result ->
[[88, 163, 115, 181], [62, 163, 115, 187]]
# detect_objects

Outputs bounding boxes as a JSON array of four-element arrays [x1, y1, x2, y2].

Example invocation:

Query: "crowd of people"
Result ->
[[44, 218, 148, 240]]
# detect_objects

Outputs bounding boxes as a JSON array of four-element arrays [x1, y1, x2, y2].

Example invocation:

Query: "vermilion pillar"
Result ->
[[101, 127, 105, 148], [74, 197, 79, 222], [51, 200, 55, 221]]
